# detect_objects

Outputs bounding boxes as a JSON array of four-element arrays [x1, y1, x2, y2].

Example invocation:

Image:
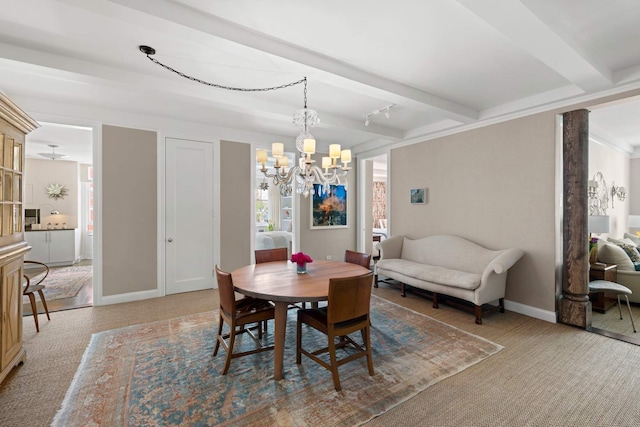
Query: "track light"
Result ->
[[364, 104, 394, 126]]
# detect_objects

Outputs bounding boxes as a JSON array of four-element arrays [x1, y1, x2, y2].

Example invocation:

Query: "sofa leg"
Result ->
[[401, 283, 406, 297], [499, 298, 505, 313], [475, 306, 483, 325], [374, 274, 378, 288], [432, 293, 439, 309]]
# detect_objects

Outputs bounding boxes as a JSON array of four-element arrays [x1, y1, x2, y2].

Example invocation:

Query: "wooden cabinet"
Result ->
[[0, 92, 38, 385], [25, 229, 77, 267]]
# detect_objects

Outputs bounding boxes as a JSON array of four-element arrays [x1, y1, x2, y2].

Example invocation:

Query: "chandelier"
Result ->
[[138, 45, 351, 197], [257, 80, 351, 197]]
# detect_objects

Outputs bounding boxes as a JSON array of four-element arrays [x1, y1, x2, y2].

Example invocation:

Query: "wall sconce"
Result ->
[[610, 182, 626, 208], [588, 180, 598, 198]]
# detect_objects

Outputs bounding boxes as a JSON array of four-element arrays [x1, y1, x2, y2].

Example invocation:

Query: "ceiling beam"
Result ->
[[104, 0, 479, 123], [457, 0, 612, 92]]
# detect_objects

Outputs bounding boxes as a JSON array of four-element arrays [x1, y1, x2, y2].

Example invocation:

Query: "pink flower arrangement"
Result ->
[[291, 252, 313, 266]]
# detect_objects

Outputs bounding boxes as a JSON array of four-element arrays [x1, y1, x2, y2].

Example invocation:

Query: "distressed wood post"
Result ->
[[559, 109, 591, 328]]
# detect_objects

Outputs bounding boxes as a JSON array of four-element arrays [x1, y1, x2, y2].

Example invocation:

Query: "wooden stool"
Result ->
[[588, 280, 636, 333]]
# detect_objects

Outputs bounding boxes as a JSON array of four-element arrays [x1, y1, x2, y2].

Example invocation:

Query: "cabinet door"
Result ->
[[25, 231, 49, 263], [48, 230, 75, 264], [1, 258, 23, 371]]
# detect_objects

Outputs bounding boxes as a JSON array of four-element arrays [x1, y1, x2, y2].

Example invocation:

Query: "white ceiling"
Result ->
[[2, 0, 640, 163]]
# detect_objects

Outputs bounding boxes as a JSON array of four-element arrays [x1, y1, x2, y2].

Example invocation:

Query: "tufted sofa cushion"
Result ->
[[376, 258, 481, 290]]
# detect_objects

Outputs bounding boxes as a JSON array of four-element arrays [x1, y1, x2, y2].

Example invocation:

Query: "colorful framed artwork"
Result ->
[[311, 184, 348, 229], [410, 188, 426, 204]]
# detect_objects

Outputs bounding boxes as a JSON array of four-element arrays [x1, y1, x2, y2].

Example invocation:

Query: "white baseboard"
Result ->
[[505, 299, 557, 323], [96, 289, 159, 306]]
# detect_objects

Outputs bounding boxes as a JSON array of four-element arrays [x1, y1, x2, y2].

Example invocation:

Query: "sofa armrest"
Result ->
[[484, 248, 524, 276], [378, 235, 404, 260]]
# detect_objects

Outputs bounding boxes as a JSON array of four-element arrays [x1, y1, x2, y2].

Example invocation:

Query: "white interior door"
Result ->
[[165, 138, 214, 294]]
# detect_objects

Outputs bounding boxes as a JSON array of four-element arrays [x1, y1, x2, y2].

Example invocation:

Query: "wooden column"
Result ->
[[559, 109, 591, 328]]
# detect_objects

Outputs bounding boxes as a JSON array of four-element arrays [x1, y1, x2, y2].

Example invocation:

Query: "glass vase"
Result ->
[[296, 263, 307, 274]]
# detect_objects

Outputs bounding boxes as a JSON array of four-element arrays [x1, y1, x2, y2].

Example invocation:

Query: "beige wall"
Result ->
[[390, 113, 557, 311], [102, 125, 157, 296], [24, 158, 79, 228], [220, 140, 252, 271], [300, 152, 358, 262]]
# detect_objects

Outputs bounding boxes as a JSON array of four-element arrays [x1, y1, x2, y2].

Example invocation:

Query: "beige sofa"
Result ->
[[375, 234, 524, 324], [595, 234, 640, 303]]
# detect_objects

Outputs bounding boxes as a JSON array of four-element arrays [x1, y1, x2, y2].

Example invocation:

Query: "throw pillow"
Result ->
[[618, 242, 640, 263], [597, 242, 635, 271], [624, 233, 640, 245]]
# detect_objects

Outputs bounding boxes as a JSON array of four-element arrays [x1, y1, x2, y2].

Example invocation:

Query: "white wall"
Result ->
[[24, 158, 79, 228], [588, 140, 630, 237]]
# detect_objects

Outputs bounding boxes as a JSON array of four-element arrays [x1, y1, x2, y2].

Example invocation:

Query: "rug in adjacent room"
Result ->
[[52, 295, 503, 426], [23, 265, 92, 301]]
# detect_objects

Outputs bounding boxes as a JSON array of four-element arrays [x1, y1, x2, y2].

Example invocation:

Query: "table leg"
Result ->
[[273, 301, 288, 380]]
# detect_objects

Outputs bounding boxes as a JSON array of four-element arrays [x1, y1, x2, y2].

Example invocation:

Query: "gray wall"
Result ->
[[102, 125, 157, 296], [390, 113, 556, 311], [219, 140, 252, 271], [299, 152, 358, 262]]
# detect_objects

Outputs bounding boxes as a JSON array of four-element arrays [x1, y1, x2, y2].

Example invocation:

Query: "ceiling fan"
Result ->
[[38, 144, 68, 160]]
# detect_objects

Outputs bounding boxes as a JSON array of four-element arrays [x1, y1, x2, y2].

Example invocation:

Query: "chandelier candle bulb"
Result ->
[[303, 138, 316, 154], [322, 156, 331, 173], [257, 149, 268, 165], [329, 144, 341, 159], [272, 142, 284, 158], [341, 149, 351, 164]]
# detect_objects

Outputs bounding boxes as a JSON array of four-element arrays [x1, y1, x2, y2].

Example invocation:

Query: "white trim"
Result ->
[[157, 133, 166, 297], [505, 299, 557, 323], [99, 289, 160, 306], [213, 138, 221, 289]]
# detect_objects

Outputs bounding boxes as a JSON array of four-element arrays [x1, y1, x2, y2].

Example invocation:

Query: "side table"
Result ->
[[589, 263, 617, 313]]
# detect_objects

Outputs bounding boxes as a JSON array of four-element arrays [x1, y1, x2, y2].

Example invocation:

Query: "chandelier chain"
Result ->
[[142, 51, 306, 93]]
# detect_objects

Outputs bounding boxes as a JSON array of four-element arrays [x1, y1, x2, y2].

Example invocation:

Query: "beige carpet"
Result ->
[[2, 286, 640, 426]]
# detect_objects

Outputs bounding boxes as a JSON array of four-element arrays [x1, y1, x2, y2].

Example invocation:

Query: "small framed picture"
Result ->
[[410, 188, 426, 204]]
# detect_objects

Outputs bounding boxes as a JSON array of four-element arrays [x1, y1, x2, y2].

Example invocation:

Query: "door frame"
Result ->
[[356, 147, 390, 254]]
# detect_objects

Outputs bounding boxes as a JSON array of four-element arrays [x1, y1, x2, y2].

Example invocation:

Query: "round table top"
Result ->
[[231, 259, 371, 303]]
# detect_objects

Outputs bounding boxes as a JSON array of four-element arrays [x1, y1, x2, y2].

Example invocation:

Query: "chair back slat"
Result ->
[[214, 265, 236, 315], [327, 272, 373, 325], [255, 248, 288, 264], [344, 250, 371, 269]]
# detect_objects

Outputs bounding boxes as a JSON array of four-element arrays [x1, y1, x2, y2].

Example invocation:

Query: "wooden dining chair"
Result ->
[[296, 272, 375, 391], [213, 265, 275, 375], [255, 247, 288, 264], [23, 260, 51, 333], [345, 249, 372, 269]]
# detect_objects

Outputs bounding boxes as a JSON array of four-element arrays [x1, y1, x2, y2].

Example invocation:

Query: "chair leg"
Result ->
[[364, 326, 374, 376], [296, 317, 302, 364], [475, 305, 483, 325], [213, 315, 224, 356], [222, 328, 236, 375], [28, 293, 40, 333], [624, 295, 637, 333], [328, 335, 341, 391], [617, 295, 623, 320], [37, 289, 51, 320]]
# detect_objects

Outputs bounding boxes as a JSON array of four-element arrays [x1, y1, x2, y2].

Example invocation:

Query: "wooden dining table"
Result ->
[[231, 259, 371, 380]]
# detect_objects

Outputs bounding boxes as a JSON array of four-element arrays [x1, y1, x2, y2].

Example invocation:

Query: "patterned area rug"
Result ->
[[52, 296, 502, 426], [24, 265, 92, 301]]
